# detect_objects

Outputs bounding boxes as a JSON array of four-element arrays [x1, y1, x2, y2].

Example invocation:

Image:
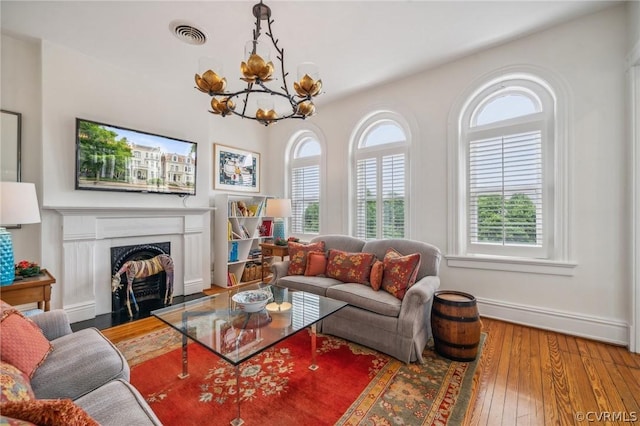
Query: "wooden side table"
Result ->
[[0, 269, 56, 311], [259, 243, 289, 282]]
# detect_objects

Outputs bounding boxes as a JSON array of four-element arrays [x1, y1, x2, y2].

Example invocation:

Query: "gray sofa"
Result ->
[[271, 235, 442, 363], [26, 310, 161, 425]]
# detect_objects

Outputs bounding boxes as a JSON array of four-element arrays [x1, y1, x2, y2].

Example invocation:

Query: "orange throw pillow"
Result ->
[[304, 251, 327, 276], [0, 400, 98, 426], [325, 249, 376, 285], [381, 248, 421, 300], [370, 260, 384, 291], [287, 241, 325, 275], [0, 302, 53, 378]]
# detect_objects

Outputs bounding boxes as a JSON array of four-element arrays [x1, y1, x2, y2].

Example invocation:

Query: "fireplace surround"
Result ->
[[44, 206, 211, 323]]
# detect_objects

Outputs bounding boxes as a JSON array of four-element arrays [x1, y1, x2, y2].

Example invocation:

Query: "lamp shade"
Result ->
[[265, 198, 291, 218], [0, 182, 41, 285], [1, 182, 41, 225]]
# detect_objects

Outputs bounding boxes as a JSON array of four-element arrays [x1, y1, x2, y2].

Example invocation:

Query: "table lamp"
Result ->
[[265, 198, 291, 241], [0, 182, 41, 285]]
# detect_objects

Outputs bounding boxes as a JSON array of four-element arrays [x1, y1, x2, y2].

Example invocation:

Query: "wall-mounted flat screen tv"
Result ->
[[75, 118, 197, 196]]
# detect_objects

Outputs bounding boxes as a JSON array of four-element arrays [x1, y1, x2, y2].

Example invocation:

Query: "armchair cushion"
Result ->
[[31, 328, 129, 400]]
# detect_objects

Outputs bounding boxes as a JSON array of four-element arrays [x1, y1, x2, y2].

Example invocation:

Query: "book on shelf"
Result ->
[[240, 224, 252, 239], [260, 219, 273, 237], [227, 271, 238, 287]]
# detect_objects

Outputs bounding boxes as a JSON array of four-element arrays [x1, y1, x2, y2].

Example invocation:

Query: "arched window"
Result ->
[[352, 111, 410, 239], [454, 74, 561, 260], [288, 131, 322, 236]]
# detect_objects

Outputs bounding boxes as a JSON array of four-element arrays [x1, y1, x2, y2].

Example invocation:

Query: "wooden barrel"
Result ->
[[431, 290, 481, 362]]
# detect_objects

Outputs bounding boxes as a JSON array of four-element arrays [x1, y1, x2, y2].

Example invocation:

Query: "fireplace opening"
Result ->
[[110, 242, 170, 317]]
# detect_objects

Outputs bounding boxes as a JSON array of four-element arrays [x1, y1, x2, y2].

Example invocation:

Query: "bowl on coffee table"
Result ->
[[232, 289, 272, 312]]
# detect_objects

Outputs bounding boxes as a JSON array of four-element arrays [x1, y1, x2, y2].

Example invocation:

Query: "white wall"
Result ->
[[628, 0, 640, 53], [1, 36, 269, 312], [1, 35, 42, 264], [267, 5, 631, 344]]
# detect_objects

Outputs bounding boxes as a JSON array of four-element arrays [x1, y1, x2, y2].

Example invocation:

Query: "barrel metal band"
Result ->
[[433, 336, 479, 350], [432, 308, 479, 323]]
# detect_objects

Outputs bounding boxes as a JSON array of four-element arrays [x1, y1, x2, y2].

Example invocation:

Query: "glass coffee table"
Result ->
[[152, 283, 347, 426]]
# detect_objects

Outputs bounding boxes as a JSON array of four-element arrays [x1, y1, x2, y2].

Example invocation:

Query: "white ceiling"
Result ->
[[1, 1, 618, 105]]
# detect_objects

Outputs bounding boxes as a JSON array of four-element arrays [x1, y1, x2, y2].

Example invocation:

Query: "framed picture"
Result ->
[[1, 110, 22, 229], [213, 144, 260, 193]]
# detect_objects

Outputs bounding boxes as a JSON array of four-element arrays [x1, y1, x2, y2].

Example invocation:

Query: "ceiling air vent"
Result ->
[[170, 21, 207, 46]]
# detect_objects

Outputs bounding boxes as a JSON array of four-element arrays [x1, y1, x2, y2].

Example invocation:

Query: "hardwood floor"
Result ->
[[465, 317, 640, 426], [102, 308, 640, 425]]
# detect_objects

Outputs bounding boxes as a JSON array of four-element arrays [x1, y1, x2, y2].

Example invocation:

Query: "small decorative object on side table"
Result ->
[[15, 260, 41, 278], [0, 269, 56, 311]]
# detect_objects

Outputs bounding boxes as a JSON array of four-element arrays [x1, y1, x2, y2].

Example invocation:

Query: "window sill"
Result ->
[[445, 254, 577, 276]]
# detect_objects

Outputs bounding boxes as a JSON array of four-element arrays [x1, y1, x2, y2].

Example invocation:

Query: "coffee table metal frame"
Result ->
[[152, 283, 347, 426]]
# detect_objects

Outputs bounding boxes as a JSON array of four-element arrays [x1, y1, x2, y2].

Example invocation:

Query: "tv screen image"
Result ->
[[75, 118, 197, 196]]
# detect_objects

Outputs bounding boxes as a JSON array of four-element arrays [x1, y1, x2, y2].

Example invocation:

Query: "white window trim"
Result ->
[[349, 110, 412, 239], [447, 66, 575, 275], [286, 127, 327, 239]]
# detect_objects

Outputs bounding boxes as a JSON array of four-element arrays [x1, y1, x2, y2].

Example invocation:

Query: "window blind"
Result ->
[[355, 154, 405, 239], [355, 158, 377, 239], [291, 165, 320, 234], [468, 130, 542, 246], [381, 154, 405, 238]]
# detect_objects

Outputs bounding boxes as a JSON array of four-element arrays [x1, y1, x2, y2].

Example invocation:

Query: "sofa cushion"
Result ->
[[381, 248, 421, 300], [30, 328, 129, 400], [325, 249, 376, 285], [304, 251, 327, 276], [326, 284, 401, 317], [279, 275, 342, 297], [287, 241, 326, 275], [370, 260, 384, 291], [0, 302, 53, 378], [0, 362, 34, 403], [0, 399, 98, 426], [75, 379, 162, 426]]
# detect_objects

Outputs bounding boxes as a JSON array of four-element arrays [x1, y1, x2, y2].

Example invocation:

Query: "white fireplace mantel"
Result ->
[[44, 206, 213, 322]]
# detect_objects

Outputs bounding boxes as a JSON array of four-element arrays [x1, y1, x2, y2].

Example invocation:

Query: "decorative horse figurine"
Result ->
[[111, 254, 174, 318]]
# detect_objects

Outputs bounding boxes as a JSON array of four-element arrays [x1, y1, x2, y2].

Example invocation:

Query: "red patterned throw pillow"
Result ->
[[325, 249, 376, 285], [287, 241, 326, 275], [0, 400, 98, 426], [304, 251, 327, 276], [0, 302, 53, 378], [1, 361, 34, 403], [381, 248, 421, 300]]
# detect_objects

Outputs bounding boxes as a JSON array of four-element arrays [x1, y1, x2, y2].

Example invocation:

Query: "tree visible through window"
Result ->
[[289, 134, 321, 235], [461, 78, 553, 258], [353, 114, 409, 239]]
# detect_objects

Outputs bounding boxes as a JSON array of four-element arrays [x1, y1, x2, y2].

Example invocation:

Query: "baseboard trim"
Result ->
[[477, 297, 629, 346], [64, 301, 97, 323], [184, 279, 204, 296]]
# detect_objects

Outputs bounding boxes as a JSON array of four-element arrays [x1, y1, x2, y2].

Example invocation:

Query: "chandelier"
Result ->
[[194, 1, 322, 126]]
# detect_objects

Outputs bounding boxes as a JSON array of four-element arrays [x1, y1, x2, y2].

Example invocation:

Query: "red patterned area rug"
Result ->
[[116, 327, 483, 426]]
